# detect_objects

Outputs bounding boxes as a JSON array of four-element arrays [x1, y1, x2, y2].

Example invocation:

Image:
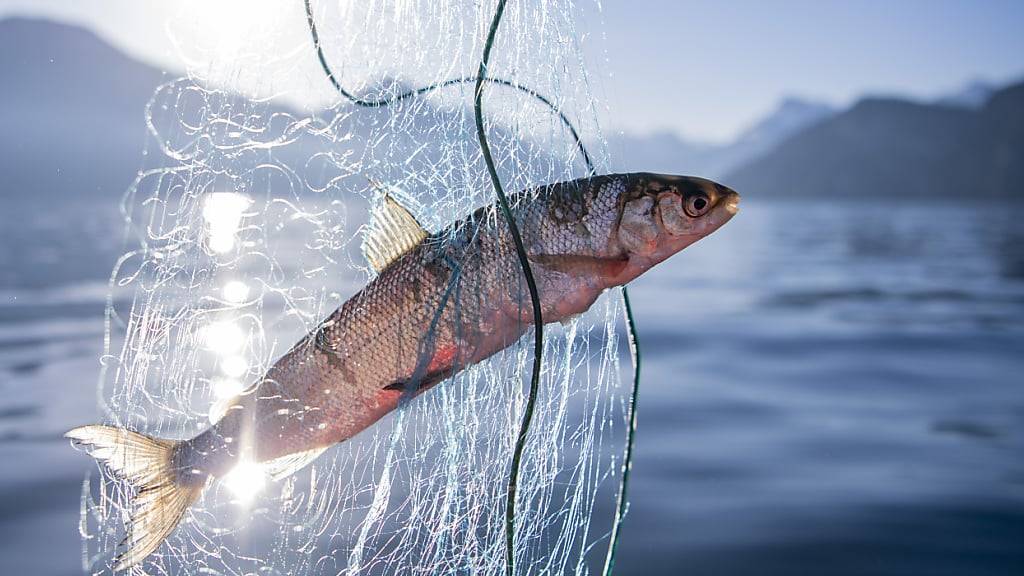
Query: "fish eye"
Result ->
[[684, 194, 710, 217]]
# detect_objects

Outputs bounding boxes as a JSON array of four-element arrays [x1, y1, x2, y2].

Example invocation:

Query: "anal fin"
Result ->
[[263, 446, 330, 481]]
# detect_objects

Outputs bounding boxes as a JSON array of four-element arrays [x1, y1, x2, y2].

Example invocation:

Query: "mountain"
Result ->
[[728, 97, 836, 163], [0, 17, 543, 213], [5, 17, 1018, 206], [722, 82, 1024, 198], [958, 82, 1024, 196], [935, 80, 995, 109], [609, 131, 719, 177], [609, 97, 834, 179], [0, 17, 168, 205]]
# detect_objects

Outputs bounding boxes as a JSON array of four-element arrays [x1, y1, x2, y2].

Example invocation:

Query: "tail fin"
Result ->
[[66, 425, 202, 570]]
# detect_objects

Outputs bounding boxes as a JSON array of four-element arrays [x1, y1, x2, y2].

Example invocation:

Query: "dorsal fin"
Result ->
[[362, 182, 428, 272]]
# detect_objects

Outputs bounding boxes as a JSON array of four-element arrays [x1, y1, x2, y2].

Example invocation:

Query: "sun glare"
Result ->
[[203, 192, 251, 254], [212, 378, 245, 400], [220, 355, 249, 379], [178, 0, 286, 63], [222, 460, 267, 502], [222, 280, 251, 304], [203, 320, 245, 355]]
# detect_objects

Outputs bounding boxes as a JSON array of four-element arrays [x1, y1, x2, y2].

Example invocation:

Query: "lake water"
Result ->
[[1, 198, 1022, 575]]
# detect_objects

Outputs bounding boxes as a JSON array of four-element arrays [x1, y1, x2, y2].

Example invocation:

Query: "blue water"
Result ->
[[0, 199, 1022, 575]]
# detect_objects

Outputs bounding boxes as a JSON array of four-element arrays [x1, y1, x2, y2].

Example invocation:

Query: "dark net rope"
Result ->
[[300, 1, 642, 573], [470, 5, 541, 574]]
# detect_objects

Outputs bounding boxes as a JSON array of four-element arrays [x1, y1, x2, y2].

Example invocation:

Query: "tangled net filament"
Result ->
[[81, 1, 641, 574]]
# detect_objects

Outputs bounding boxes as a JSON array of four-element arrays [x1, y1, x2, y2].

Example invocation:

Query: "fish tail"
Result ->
[[66, 425, 202, 570]]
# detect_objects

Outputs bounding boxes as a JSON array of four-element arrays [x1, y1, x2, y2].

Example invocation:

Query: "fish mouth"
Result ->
[[708, 191, 740, 227], [722, 193, 740, 215]]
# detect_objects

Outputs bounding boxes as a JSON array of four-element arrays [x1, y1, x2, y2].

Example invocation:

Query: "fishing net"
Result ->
[[80, 1, 635, 574]]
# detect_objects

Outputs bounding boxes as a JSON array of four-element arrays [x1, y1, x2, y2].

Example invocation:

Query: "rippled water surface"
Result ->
[[1, 199, 1022, 575]]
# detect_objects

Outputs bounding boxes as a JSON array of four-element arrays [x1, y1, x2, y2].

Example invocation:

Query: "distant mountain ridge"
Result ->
[[0, 17, 168, 203], [0, 17, 543, 211], [935, 80, 995, 109], [3, 16, 1020, 204], [723, 82, 1024, 198], [609, 97, 834, 179]]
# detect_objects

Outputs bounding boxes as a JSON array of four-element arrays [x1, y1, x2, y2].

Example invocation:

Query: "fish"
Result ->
[[66, 172, 739, 568]]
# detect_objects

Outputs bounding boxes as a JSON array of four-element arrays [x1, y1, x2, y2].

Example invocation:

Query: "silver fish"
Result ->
[[67, 172, 739, 568]]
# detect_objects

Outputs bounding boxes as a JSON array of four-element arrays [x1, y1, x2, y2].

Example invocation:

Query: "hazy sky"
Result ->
[[2, 0, 1022, 142]]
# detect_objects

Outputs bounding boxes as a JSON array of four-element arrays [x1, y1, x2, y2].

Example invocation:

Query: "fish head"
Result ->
[[612, 173, 739, 273]]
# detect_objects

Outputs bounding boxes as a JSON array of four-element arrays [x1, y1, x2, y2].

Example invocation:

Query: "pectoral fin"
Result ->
[[383, 368, 450, 394], [529, 254, 629, 278]]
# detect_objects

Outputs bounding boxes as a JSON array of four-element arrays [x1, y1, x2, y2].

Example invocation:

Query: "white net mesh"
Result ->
[[80, 1, 631, 574]]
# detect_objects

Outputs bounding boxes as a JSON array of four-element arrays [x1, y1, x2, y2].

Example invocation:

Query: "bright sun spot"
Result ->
[[222, 280, 250, 304], [182, 0, 284, 62], [203, 320, 245, 355], [223, 460, 267, 502], [207, 234, 236, 254], [221, 355, 249, 378], [203, 192, 251, 254], [212, 377, 245, 400], [207, 380, 243, 423]]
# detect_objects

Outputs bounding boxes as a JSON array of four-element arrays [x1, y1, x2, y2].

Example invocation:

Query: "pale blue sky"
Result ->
[[1, 0, 1022, 142], [595, 0, 1024, 140]]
